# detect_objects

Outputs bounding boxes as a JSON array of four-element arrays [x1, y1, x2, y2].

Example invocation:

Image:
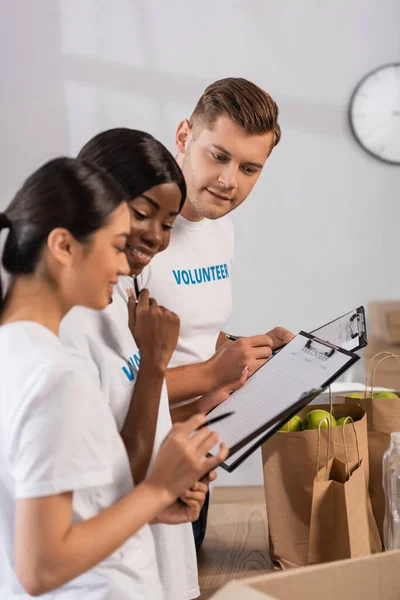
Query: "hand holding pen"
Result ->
[[127, 285, 180, 371]]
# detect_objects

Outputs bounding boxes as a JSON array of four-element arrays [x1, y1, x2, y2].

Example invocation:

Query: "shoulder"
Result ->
[[0, 321, 91, 373], [4, 359, 114, 497], [1, 325, 105, 432]]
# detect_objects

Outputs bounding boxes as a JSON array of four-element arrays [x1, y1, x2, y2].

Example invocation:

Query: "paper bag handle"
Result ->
[[340, 416, 360, 480], [328, 385, 333, 419], [316, 416, 332, 477], [316, 416, 360, 480], [365, 352, 400, 398], [315, 386, 336, 476]]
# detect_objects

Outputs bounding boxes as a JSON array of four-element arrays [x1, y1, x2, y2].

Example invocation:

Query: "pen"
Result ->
[[196, 411, 235, 430], [133, 277, 140, 303], [225, 334, 238, 341]]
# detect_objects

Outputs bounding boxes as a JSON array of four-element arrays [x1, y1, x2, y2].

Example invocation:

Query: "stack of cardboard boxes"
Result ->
[[365, 301, 400, 389]]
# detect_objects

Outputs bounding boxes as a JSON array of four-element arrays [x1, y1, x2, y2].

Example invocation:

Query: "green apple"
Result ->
[[372, 391, 399, 399], [279, 415, 303, 432], [336, 416, 352, 427], [346, 391, 399, 400], [302, 409, 337, 430]]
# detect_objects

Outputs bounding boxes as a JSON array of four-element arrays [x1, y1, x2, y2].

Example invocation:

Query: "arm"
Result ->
[[120, 290, 180, 484], [121, 358, 165, 484], [16, 482, 170, 596], [166, 334, 273, 405], [170, 366, 248, 423], [166, 327, 295, 405], [166, 360, 217, 406], [16, 414, 228, 596]]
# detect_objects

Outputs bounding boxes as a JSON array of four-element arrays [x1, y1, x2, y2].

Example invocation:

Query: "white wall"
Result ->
[[1, 0, 400, 485]]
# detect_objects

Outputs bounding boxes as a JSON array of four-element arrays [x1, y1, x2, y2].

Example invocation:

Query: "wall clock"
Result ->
[[348, 63, 400, 165]]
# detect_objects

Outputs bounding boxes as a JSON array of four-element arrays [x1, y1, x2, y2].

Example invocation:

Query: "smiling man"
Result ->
[[137, 77, 293, 553]]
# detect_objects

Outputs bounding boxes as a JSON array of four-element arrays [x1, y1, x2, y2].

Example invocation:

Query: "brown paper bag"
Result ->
[[308, 419, 380, 564], [344, 352, 400, 541], [261, 402, 376, 569]]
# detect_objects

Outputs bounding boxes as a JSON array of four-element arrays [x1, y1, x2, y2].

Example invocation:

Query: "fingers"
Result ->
[[136, 288, 150, 309], [127, 294, 137, 326], [134, 289, 160, 310], [190, 481, 208, 494], [160, 421, 182, 446], [183, 499, 202, 512], [242, 334, 274, 348], [191, 427, 219, 452], [248, 346, 273, 360], [182, 489, 206, 503], [266, 327, 295, 349], [200, 470, 217, 484], [175, 413, 206, 437], [202, 443, 229, 476]]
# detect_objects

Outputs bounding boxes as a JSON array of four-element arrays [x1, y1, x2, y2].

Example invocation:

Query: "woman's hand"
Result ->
[[127, 288, 180, 370], [148, 414, 228, 503], [153, 480, 211, 524]]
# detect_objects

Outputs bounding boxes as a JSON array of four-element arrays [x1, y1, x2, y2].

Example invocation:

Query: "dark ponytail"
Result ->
[[78, 128, 186, 211], [0, 157, 126, 308]]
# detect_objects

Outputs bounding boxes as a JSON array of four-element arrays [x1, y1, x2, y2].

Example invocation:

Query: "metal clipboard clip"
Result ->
[[304, 336, 336, 358], [349, 311, 366, 340]]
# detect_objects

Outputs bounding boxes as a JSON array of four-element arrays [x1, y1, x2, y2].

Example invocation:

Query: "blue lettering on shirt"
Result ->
[[202, 267, 211, 282], [173, 270, 181, 285], [172, 264, 229, 286], [121, 350, 141, 381]]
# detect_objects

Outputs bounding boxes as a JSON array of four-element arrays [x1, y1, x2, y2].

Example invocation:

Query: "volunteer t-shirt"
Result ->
[[137, 214, 234, 367], [0, 321, 162, 600], [60, 288, 200, 600]]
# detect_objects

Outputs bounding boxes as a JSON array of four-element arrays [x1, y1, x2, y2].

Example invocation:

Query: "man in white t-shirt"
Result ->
[[137, 77, 294, 550]]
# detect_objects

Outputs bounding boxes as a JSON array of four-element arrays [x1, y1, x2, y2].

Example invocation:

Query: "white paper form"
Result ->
[[311, 307, 365, 351], [207, 333, 356, 460]]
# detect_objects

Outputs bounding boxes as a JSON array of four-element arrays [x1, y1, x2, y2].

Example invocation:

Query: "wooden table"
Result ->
[[198, 486, 273, 599]]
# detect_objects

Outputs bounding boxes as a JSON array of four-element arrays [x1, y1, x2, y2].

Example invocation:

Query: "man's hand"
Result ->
[[210, 334, 273, 387], [265, 327, 294, 350], [153, 481, 210, 525]]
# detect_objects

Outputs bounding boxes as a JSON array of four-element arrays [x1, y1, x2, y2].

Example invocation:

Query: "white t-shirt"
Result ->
[[60, 288, 200, 600], [0, 321, 162, 600], [137, 214, 234, 367]]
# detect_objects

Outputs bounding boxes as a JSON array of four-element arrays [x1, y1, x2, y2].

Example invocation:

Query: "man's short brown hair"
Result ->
[[190, 77, 281, 148]]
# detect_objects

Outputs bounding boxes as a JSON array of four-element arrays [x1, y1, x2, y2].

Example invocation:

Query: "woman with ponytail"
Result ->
[[0, 157, 227, 599]]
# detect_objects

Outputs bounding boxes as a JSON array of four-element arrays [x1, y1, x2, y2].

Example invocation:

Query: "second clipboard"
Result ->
[[311, 306, 367, 352]]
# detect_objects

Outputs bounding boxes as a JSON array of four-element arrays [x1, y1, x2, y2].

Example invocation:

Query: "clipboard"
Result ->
[[311, 306, 367, 352], [207, 331, 360, 472]]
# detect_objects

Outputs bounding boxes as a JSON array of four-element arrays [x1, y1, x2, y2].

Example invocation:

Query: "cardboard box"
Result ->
[[370, 372, 400, 389], [362, 336, 400, 388], [211, 550, 400, 599], [369, 301, 400, 344], [363, 336, 400, 361]]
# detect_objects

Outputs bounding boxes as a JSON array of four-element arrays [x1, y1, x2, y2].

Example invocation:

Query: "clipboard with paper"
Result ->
[[207, 331, 360, 472], [311, 306, 367, 352]]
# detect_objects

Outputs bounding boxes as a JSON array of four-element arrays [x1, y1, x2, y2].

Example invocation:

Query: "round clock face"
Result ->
[[349, 63, 400, 165]]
